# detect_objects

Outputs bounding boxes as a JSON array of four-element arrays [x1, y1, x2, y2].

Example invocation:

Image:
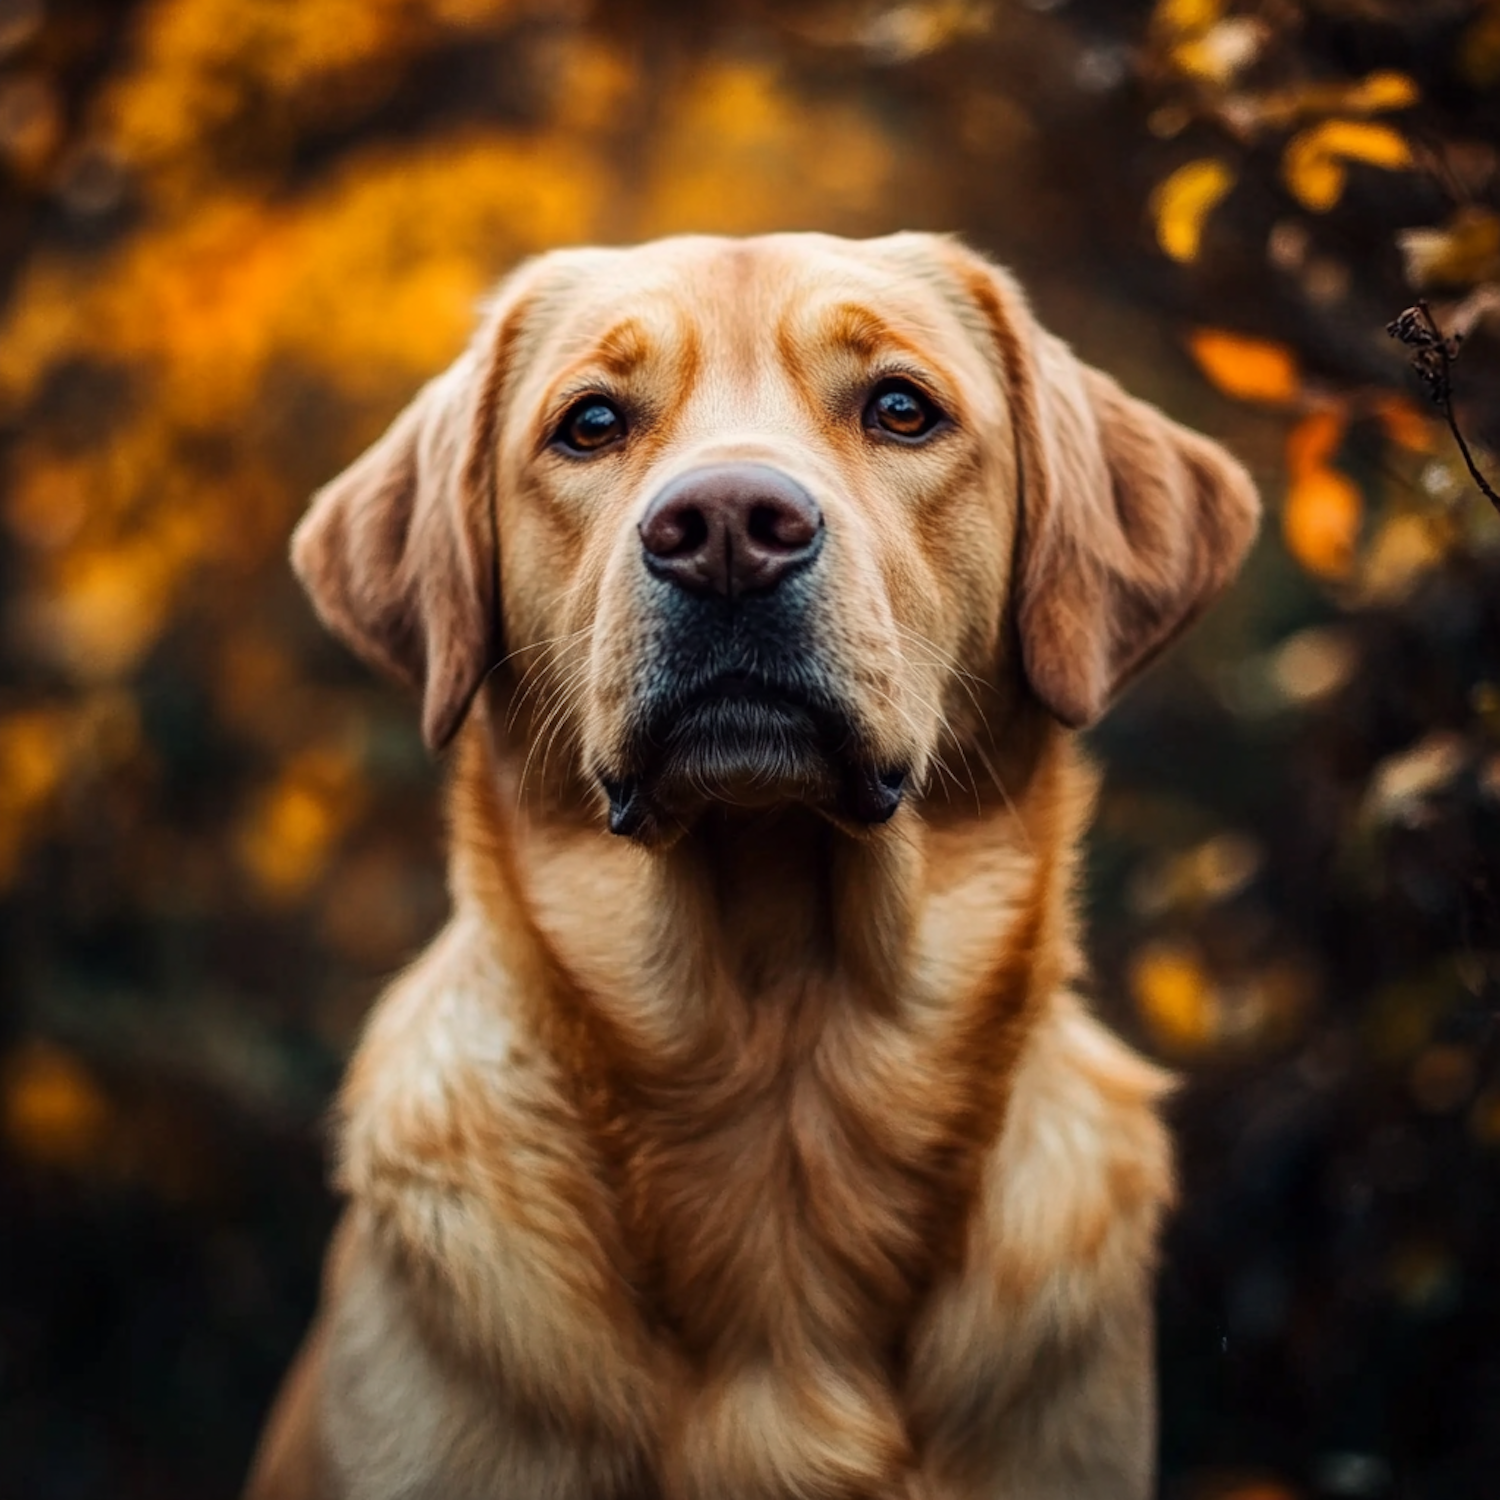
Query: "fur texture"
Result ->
[[246, 233, 1259, 1500]]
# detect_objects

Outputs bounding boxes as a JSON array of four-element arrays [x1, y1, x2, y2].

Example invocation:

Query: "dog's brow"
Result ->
[[589, 318, 652, 376], [789, 300, 932, 368], [821, 302, 890, 357]]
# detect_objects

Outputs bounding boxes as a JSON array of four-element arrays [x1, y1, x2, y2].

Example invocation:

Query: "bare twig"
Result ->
[[1387, 301, 1500, 519]]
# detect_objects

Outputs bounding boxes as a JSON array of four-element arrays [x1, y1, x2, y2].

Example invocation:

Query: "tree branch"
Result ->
[[1388, 301, 1500, 519]]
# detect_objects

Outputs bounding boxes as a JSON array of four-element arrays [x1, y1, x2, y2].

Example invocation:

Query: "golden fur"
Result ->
[[245, 233, 1259, 1499]]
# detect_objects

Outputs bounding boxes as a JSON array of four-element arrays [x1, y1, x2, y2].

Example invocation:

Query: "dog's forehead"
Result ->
[[521, 233, 969, 363]]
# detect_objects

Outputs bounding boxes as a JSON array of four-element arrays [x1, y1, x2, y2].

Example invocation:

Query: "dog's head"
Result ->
[[292, 234, 1258, 840]]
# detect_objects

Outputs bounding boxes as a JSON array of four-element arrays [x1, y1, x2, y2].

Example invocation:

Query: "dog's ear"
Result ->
[[955, 253, 1261, 728], [291, 283, 530, 751]]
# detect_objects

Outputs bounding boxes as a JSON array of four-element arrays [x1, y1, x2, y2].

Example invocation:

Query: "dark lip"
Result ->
[[671, 669, 843, 726], [603, 670, 907, 837], [641, 668, 855, 761]]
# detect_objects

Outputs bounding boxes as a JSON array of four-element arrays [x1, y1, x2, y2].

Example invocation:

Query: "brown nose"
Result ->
[[639, 463, 824, 598]]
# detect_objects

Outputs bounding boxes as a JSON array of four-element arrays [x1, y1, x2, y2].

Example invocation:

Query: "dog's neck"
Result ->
[[672, 809, 847, 994], [435, 703, 1092, 1469], [450, 695, 1082, 1050]]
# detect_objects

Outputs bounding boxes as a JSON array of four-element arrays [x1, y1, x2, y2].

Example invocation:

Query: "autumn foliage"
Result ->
[[2, 1, 1499, 1497]]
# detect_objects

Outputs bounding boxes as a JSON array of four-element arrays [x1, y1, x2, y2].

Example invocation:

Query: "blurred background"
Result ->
[[2, 0, 1499, 1495]]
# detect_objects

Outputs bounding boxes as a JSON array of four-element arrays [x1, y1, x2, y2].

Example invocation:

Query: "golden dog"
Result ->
[[245, 232, 1259, 1500]]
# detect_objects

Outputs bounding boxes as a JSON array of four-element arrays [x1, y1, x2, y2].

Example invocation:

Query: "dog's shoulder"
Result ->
[[989, 989, 1176, 1285], [338, 910, 529, 1168], [907, 990, 1173, 1489], [334, 911, 656, 1444]]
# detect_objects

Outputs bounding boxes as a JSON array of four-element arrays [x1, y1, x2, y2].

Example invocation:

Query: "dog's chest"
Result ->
[[615, 992, 968, 1372]]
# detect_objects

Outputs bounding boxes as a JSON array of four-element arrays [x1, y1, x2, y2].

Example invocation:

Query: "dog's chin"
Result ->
[[601, 688, 907, 843]]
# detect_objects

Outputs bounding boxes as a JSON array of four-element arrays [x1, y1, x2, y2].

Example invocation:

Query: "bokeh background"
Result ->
[[3, 0, 1500, 1495]]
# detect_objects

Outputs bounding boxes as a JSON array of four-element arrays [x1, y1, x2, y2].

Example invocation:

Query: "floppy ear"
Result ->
[[291, 301, 520, 751], [961, 256, 1261, 728]]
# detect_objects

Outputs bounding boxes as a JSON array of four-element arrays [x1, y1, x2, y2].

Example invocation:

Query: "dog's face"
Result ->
[[495, 235, 1019, 838], [293, 234, 1258, 839]]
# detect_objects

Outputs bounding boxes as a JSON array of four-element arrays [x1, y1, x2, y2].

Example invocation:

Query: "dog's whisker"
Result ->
[[519, 657, 589, 807], [509, 636, 589, 803], [889, 629, 1031, 827], [534, 669, 590, 797], [504, 631, 592, 734]]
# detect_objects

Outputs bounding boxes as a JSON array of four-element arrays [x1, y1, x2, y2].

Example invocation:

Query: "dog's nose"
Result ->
[[639, 463, 823, 598]]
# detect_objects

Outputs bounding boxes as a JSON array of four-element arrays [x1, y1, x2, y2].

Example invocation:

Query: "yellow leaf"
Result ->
[[1314, 119, 1414, 168], [1153, 0, 1221, 35], [1345, 70, 1420, 113], [1130, 940, 1217, 1053], [1284, 465, 1363, 578], [1360, 512, 1444, 605], [1187, 328, 1300, 404], [1239, 71, 1419, 131], [1283, 119, 1413, 213], [1284, 136, 1343, 212], [1151, 159, 1235, 262], [1398, 206, 1500, 289]]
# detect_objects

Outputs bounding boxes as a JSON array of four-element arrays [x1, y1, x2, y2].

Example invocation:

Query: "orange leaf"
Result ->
[[1286, 408, 1347, 476], [1188, 328, 1300, 404], [1284, 465, 1363, 579], [1373, 394, 1438, 453], [237, 743, 364, 901], [3, 1042, 109, 1167]]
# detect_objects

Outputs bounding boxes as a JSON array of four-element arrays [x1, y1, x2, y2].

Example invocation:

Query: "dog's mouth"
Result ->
[[601, 670, 907, 839]]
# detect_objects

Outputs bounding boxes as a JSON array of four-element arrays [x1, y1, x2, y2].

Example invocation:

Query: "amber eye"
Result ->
[[864, 379, 943, 441], [555, 397, 626, 454]]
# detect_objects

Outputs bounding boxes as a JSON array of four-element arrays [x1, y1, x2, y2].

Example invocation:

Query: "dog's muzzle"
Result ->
[[598, 464, 906, 838]]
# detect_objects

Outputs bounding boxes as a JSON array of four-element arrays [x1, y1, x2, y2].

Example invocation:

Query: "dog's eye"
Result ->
[[556, 397, 626, 454], [864, 380, 943, 441]]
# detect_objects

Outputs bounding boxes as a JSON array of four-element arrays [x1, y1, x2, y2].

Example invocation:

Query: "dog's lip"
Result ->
[[648, 668, 856, 760], [845, 765, 907, 824], [600, 672, 909, 837], [673, 669, 830, 720]]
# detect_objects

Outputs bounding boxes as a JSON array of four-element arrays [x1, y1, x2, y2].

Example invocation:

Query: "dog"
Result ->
[[244, 232, 1259, 1500]]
